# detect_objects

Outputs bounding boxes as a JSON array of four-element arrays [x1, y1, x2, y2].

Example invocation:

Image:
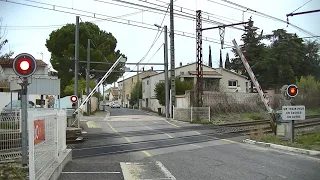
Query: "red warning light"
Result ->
[[287, 84, 298, 98], [70, 95, 78, 103], [13, 53, 37, 77]]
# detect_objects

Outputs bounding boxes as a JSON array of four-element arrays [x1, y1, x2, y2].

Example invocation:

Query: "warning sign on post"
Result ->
[[34, 120, 45, 144], [282, 106, 305, 120]]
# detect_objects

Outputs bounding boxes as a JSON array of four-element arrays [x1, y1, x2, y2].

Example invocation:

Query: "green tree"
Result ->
[[45, 22, 126, 97], [302, 41, 320, 80], [64, 77, 97, 96], [295, 75, 320, 108], [130, 81, 142, 105], [264, 29, 307, 90], [154, 78, 193, 106], [224, 53, 231, 69], [230, 17, 265, 92]]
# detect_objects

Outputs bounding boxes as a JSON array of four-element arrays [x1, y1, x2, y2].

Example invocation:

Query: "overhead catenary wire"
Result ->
[[141, 43, 164, 72], [2, 10, 148, 30], [94, 0, 245, 31], [0, 0, 229, 45], [206, 0, 319, 39], [123, 3, 170, 79], [105, 0, 240, 24], [290, 0, 313, 14]]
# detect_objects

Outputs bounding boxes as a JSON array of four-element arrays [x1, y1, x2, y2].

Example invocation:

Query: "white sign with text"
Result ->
[[282, 105, 305, 120]]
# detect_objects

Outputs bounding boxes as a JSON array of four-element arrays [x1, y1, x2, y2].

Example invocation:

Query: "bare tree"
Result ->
[[0, 18, 13, 58]]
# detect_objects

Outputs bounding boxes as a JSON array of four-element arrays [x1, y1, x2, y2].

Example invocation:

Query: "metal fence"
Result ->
[[173, 107, 210, 123], [28, 109, 67, 180], [0, 110, 21, 162]]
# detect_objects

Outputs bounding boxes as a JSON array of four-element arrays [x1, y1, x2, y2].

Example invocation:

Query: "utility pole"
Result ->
[[170, 0, 176, 118], [74, 16, 80, 107], [21, 78, 28, 166], [164, 25, 169, 118], [122, 76, 125, 107], [195, 13, 249, 107], [86, 39, 91, 115], [137, 63, 139, 109], [103, 85, 105, 111]]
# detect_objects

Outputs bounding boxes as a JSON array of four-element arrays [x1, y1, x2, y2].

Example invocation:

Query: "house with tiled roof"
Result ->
[[0, 58, 49, 92], [0, 57, 60, 110], [141, 62, 250, 111], [108, 87, 119, 101]]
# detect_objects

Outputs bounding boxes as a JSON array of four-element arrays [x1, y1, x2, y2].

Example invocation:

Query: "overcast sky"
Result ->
[[1, 0, 319, 90]]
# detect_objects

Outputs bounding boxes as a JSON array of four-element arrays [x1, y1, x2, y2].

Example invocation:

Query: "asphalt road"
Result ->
[[59, 107, 320, 180], [108, 106, 149, 116]]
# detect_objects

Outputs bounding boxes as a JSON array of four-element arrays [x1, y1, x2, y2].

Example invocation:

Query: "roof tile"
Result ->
[[0, 58, 47, 68]]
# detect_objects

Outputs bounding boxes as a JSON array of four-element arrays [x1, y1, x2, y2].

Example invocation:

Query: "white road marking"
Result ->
[[136, 121, 173, 138], [86, 121, 98, 128], [61, 172, 121, 174], [163, 119, 180, 127], [156, 161, 177, 180], [277, 174, 287, 178], [190, 144, 202, 148]]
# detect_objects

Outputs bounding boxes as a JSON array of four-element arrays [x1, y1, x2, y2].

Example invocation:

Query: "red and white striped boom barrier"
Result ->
[[74, 56, 127, 114], [232, 39, 273, 113]]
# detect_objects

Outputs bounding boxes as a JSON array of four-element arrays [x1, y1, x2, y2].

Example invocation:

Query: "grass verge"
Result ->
[[252, 131, 320, 151], [306, 108, 320, 116], [210, 112, 269, 125], [0, 163, 28, 180]]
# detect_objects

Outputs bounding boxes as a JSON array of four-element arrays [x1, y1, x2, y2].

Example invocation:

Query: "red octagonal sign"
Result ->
[[70, 95, 78, 103]]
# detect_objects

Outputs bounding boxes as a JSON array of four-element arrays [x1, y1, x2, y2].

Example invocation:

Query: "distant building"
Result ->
[[118, 70, 157, 107], [108, 87, 119, 101], [0, 58, 49, 92], [141, 62, 250, 110], [0, 58, 60, 110]]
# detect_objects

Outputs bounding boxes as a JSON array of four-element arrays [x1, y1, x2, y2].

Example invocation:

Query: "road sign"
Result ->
[[12, 53, 37, 77], [70, 95, 78, 103], [34, 120, 45, 144], [282, 105, 305, 120]]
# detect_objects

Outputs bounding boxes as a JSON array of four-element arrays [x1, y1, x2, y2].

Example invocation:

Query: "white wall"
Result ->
[[143, 63, 227, 100], [215, 68, 249, 93], [4, 66, 48, 81], [81, 95, 98, 113]]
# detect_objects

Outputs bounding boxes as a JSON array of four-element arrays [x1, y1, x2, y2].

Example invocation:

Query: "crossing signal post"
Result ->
[[12, 53, 37, 166], [278, 84, 304, 143]]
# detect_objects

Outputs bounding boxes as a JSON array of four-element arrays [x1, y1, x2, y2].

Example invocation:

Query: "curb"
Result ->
[[243, 139, 320, 156], [105, 109, 111, 116]]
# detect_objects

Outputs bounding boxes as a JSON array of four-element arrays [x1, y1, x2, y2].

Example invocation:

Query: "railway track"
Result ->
[[219, 115, 320, 127], [223, 115, 320, 134]]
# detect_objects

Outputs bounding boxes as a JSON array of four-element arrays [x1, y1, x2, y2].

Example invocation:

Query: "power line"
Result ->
[[2, 10, 147, 30], [123, 3, 170, 78], [95, 0, 245, 31], [206, 0, 319, 39], [0, 0, 228, 44], [290, 0, 313, 14], [140, 43, 164, 73]]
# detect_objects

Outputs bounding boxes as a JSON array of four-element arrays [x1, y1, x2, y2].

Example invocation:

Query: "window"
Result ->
[[180, 72, 184, 75], [142, 82, 145, 92], [228, 80, 237, 87], [147, 80, 149, 85], [159, 80, 165, 83]]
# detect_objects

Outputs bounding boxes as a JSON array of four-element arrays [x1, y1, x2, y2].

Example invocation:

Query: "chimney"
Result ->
[[180, 62, 182, 67]]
